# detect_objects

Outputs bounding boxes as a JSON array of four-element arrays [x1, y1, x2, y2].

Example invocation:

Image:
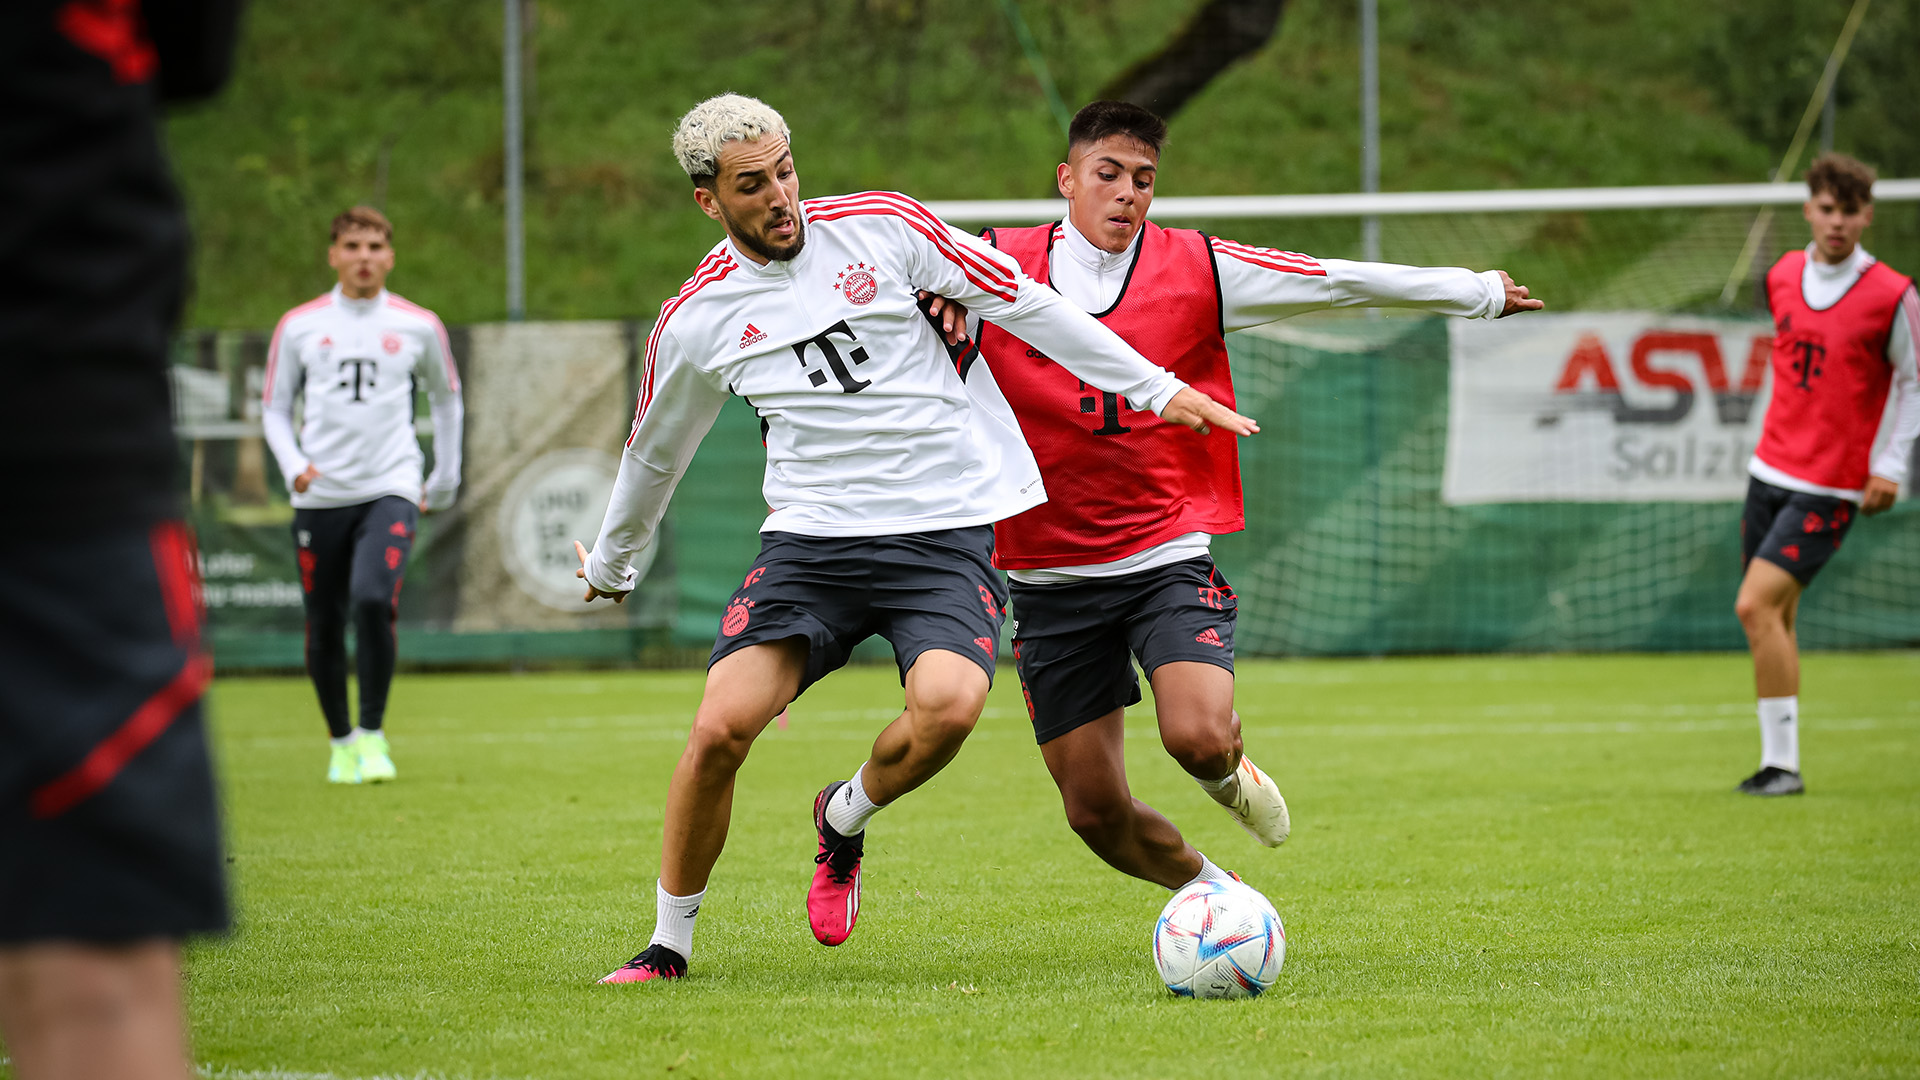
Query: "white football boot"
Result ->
[[1210, 754, 1290, 847]]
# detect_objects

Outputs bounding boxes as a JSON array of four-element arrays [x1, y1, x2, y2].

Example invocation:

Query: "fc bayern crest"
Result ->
[[381, 331, 403, 354], [834, 262, 879, 306]]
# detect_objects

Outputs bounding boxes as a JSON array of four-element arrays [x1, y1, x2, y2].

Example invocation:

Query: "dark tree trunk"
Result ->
[[1098, 0, 1288, 120]]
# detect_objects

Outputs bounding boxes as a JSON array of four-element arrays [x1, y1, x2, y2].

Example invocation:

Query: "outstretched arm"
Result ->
[[1210, 237, 1542, 331], [579, 321, 729, 599]]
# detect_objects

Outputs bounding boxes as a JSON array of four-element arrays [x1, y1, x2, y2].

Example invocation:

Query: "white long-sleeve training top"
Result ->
[[582, 192, 1190, 596], [1746, 243, 1919, 500], [1003, 217, 1505, 585], [261, 285, 464, 510]]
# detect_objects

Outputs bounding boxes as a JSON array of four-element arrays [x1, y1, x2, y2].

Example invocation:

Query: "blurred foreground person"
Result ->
[[1733, 154, 1918, 796], [261, 207, 464, 785], [0, 1, 242, 1078], [577, 93, 1255, 984]]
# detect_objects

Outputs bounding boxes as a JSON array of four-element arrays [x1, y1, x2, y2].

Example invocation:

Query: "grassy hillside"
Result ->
[[162, 0, 1913, 328]]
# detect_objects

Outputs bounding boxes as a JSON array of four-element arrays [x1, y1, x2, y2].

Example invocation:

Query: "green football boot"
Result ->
[[356, 731, 397, 783], [327, 742, 361, 784]]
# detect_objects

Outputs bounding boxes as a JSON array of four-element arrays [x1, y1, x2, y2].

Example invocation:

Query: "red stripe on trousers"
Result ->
[[29, 522, 211, 819], [30, 653, 212, 819]]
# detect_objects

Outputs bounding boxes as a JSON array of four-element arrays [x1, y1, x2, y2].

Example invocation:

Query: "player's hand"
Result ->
[[1862, 476, 1898, 515], [1495, 271, 1544, 317], [916, 290, 970, 346], [573, 540, 628, 604], [1161, 386, 1259, 437], [293, 464, 322, 493]]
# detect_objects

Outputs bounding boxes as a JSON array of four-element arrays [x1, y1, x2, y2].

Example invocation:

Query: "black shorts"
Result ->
[[0, 521, 230, 944], [710, 526, 1007, 696], [1009, 557, 1237, 745], [1741, 477, 1857, 585]]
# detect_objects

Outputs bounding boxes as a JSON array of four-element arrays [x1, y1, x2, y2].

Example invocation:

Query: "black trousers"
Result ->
[[292, 496, 418, 738]]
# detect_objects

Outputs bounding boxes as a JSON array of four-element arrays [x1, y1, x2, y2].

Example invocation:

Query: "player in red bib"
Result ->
[[926, 102, 1540, 895], [1733, 154, 1919, 797]]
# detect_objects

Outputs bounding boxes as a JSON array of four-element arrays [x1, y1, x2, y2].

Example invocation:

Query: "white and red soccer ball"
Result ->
[[1152, 878, 1285, 998]]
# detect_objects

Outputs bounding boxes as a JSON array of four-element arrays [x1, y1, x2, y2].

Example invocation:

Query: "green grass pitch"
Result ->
[[103, 653, 1920, 1077]]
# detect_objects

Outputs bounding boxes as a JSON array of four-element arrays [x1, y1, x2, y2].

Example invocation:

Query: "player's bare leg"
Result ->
[[1041, 708, 1202, 889], [810, 649, 989, 945], [659, 637, 808, 896], [858, 649, 990, 806], [1151, 662, 1289, 846], [601, 638, 804, 983], [1734, 558, 1807, 795], [1736, 558, 1802, 698], [0, 941, 191, 1080]]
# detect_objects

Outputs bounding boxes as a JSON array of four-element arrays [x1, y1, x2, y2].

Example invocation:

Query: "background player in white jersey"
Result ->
[[262, 207, 464, 785], [925, 101, 1540, 897], [576, 93, 1255, 985], [1732, 155, 1918, 796]]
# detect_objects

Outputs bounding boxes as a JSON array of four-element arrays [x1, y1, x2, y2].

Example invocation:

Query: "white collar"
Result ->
[[332, 284, 387, 312], [1805, 242, 1875, 278], [1058, 216, 1140, 276]]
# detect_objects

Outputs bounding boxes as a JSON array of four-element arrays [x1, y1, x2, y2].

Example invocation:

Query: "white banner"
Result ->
[[1445, 313, 1776, 503]]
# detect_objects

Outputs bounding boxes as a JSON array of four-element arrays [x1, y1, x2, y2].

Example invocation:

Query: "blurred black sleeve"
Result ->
[[145, 0, 245, 102]]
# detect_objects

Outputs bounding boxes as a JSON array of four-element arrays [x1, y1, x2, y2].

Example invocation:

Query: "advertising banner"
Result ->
[[1445, 313, 1778, 503]]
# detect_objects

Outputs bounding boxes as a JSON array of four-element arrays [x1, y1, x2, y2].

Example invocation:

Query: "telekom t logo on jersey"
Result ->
[[792, 320, 872, 393], [1543, 329, 1777, 427], [337, 359, 378, 402]]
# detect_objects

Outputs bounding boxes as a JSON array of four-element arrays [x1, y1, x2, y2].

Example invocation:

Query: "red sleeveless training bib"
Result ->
[[976, 221, 1242, 569], [1758, 249, 1911, 492]]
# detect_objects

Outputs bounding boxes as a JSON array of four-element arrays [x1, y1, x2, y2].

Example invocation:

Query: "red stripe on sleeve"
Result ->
[[804, 192, 1020, 301], [808, 203, 1019, 303], [262, 293, 333, 405], [630, 254, 736, 445], [1212, 239, 1326, 276], [388, 294, 462, 392]]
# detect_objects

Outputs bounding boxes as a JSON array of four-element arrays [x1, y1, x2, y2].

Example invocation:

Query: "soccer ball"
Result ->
[[1152, 878, 1285, 998]]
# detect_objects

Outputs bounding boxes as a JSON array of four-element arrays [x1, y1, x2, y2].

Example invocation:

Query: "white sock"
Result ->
[[1759, 696, 1799, 773], [823, 766, 882, 836], [647, 880, 705, 960], [1194, 766, 1241, 805], [329, 731, 359, 748], [355, 727, 383, 741], [1181, 854, 1235, 890]]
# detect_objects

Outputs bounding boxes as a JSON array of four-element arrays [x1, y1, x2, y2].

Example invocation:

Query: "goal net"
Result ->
[[935, 182, 1920, 654]]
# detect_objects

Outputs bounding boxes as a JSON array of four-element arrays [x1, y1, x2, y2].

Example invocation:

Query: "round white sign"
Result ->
[[497, 449, 653, 611]]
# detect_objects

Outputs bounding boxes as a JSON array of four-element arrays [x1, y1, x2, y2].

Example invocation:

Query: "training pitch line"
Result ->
[[221, 703, 1914, 749]]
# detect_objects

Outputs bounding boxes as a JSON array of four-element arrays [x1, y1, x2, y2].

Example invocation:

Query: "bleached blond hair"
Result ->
[[672, 94, 791, 184]]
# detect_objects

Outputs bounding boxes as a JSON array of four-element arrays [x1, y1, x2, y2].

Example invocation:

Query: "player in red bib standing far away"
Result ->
[[575, 94, 1254, 985], [1733, 154, 1918, 797], [262, 208, 465, 786], [926, 101, 1541, 896]]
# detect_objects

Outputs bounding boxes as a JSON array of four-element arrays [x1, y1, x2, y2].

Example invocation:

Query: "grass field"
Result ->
[[83, 652, 1920, 1078]]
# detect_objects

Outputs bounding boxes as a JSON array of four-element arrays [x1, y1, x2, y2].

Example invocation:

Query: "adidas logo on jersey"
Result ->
[[739, 323, 767, 349]]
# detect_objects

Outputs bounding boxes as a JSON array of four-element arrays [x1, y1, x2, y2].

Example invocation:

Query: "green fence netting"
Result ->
[[179, 316, 1919, 669]]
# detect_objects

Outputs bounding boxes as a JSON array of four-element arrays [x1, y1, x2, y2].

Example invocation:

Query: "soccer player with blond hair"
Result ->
[[577, 92, 1255, 984], [262, 207, 465, 785], [1732, 153, 1918, 796]]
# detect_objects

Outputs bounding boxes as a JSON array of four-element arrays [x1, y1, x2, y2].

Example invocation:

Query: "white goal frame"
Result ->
[[924, 179, 1920, 225]]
